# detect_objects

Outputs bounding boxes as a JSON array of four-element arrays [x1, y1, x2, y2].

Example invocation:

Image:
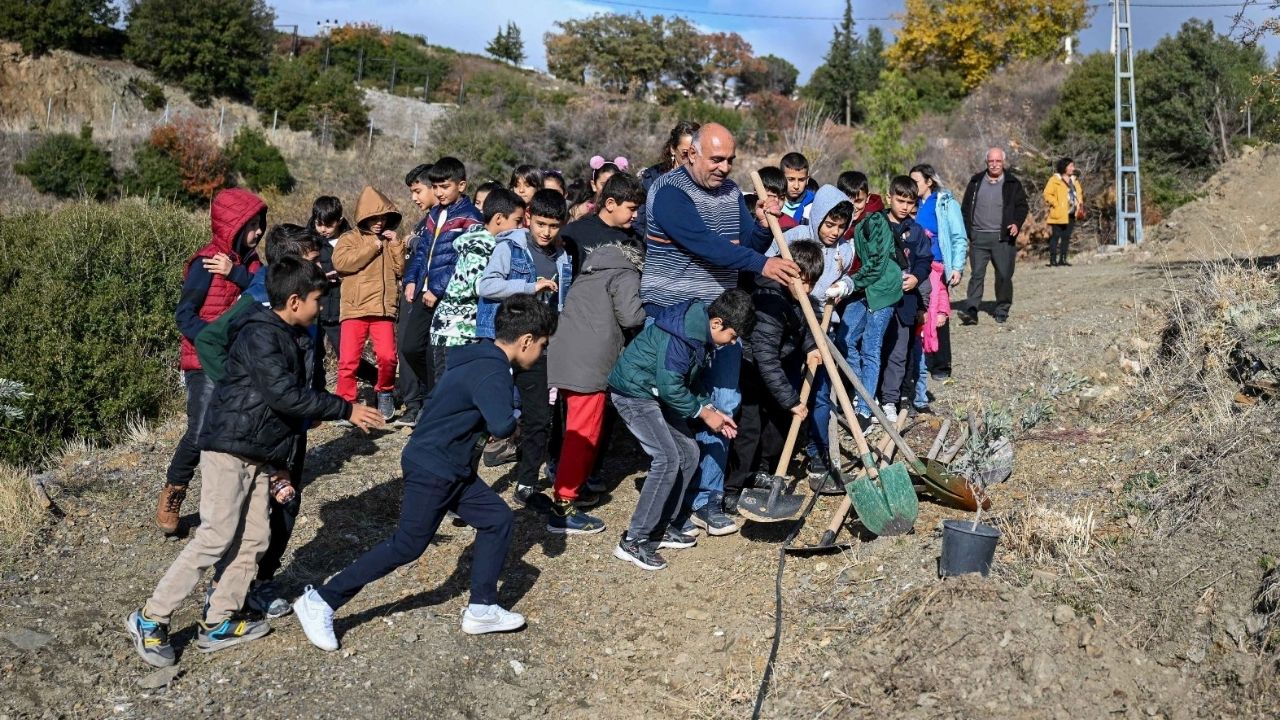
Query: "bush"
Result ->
[[128, 77, 167, 112], [14, 125, 117, 200], [252, 59, 369, 150], [0, 200, 207, 464], [227, 127, 293, 192], [123, 120, 228, 207], [0, 0, 120, 57]]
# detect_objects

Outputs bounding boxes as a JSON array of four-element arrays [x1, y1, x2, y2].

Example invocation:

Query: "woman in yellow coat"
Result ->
[[1043, 157, 1083, 267]]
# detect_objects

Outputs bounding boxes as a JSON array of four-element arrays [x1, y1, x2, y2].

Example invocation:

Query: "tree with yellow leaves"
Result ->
[[887, 0, 1090, 90]]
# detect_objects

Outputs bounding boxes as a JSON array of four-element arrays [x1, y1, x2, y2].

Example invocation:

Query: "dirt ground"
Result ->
[[3, 185, 1279, 718]]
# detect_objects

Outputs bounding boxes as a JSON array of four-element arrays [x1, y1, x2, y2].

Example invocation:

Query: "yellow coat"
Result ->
[[333, 186, 405, 320], [1043, 173, 1083, 226]]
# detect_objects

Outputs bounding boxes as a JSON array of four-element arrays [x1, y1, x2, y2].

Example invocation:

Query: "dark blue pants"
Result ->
[[317, 462, 514, 609], [165, 370, 214, 487]]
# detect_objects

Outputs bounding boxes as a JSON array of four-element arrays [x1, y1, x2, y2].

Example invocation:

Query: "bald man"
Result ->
[[641, 122, 799, 536], [959, 147, 1029, 324]]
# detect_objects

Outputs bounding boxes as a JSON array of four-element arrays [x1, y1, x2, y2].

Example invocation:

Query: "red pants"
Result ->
[[337, 317, 397, 401], [553, 390, 606, 501]]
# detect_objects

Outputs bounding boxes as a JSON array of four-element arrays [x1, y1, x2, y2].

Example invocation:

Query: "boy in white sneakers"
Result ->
[[294, 294, 557, 646]]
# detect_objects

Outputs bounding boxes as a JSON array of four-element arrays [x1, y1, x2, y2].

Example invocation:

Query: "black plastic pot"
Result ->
[[939, 519, 1001, 578]]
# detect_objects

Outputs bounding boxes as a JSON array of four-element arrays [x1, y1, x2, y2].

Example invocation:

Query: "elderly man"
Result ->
[[959, 147, 1029, 324], [642, 123, 799, 536]]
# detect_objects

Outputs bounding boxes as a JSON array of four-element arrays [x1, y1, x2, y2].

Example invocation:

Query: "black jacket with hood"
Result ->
[[200, 303, 352, 466]]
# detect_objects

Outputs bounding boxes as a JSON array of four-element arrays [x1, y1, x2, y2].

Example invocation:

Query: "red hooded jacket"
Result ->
[[178, 188, 266, 371]]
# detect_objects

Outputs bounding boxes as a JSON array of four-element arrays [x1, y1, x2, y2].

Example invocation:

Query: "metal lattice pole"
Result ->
[[1113, 0, 1144, 245]]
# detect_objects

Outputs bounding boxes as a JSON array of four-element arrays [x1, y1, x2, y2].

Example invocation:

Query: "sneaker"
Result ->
[[514, 484, 552, 513], [293, 585, 338, 651], [584, 476, 607, 495], [806, 454, 830, 480], [672, 516, 702, 537], [692, 496, 739, 536], [125, 608, 175, 668], [994, 315, 1008, 324], [959, 309, 979, 326], [482, 435, 519, 467], [547, 500, 606, 535], [659, 527, 697, 549], [246, 581, 292, 619], [196, 614, 271, 653], [914, 403, 933, 416], [391, 413, 417, 428], [930, 372, 951, 382], [613, 533, 667, 571], [377, 392, 396, 422], [155, 483, 186, 534], [447, 510, 468, 527], [570, 488, 603, 509], [334, 419, 355, 428], [722, 491, 741, 516], [856, 413, 875, 435], [883, 403, 899, 423], [461, 604, 526, 635]]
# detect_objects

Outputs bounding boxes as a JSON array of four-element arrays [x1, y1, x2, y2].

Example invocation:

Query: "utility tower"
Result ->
[[1113, 0, 1143, 245]]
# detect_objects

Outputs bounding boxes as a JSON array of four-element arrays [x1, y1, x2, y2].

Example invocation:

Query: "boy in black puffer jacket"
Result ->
[[725, 241, 824, 514], [126, 258, 384, 669]]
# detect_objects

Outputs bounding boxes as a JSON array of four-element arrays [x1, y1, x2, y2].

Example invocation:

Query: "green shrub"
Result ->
[[123, 143, 187, 204], [14, 125, 117, 200], [670, 98, 744, 135], [252, 59, 369, 150], [227, 127, 293, 192], [122, 120, 229, 208], [0, 200, 206, 464], [128, 77, 167, 111]]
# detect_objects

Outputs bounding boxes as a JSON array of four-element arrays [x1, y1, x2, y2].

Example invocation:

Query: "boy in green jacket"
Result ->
[[825, 178, 911, 420], [606, 289, 754, 571]]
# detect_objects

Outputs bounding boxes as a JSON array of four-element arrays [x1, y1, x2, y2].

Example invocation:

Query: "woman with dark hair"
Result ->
[[634, 121, 700, 239], [1043, 157, 1083, 267]]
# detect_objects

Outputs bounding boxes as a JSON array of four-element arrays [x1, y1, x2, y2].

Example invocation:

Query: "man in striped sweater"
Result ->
[[642, 123, 800, 536]]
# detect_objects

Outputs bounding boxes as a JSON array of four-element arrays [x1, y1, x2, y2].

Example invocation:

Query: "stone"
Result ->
[[2, 629, 52, 651], [509, 659, 526, 676], [1052, 605, 1076, 626], [138, 665, 182, 689], [401, 631, 419, 643], [684, 609, 709, 622]]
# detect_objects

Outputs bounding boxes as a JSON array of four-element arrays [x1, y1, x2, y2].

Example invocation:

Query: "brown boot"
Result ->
[[156, 484, 187, 534]]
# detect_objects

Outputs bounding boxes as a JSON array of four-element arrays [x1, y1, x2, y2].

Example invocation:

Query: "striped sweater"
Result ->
[[640, 166, 771, 308]]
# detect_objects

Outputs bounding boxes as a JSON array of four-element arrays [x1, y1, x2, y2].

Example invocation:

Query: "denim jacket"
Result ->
[[475, 230, 573, 339]]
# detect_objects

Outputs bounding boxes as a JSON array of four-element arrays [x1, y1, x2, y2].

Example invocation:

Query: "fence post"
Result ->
[[390, 60, 397, 93], [412, 122, 418, 150], [218, 106, 226, 137], [110, 101, 117, 134], [320, 114, 328, 148], [458, 78, 465, 105], [423, 75, 429, 101], [163, 103, 170, 123], [357, 48, 364, 83], [272, 108, 278, 131], [367, 120, 373, 149], [46, 97, 52, 128]]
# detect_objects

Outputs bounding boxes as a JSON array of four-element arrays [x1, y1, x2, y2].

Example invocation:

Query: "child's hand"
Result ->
[[349, 404, 385, 433], [268, 471, 296, 504], [534, 279, 558, 294], [935, 313, 948, 328], [717, 413, 738, 439], [382, 230, 399, 244], [404, 283, 416, 302], [902, 274, 919, 292], [824, 281, 847, 300], [791, 403, 809, 421], [202, 253, 233, 276], [423, 290, 438, 307], [948, 270, 962, 287]]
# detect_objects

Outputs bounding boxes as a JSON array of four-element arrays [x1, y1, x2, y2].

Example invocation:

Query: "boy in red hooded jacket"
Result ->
[[156, 188, 266, 534]]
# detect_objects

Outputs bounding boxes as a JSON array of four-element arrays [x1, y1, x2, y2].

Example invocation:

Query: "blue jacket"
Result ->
[[933, 190, 969, 279], [607, 300, 714, 419], [475, 230, 574, 339], [402, 339, 517, 480], [889, 216, 933, 326], [785, 188, 816, 224], [403, 196, 483, 300]]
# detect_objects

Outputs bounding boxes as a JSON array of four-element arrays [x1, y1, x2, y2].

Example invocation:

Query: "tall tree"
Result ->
[[487, 21, 525, 66], [545, 13, 667, 98], [125, 0, 275, 104], [0, 0, 119, 56], [803, 0, 883, 124], [857, 71, 926, 185], [737, 54, 800, 100], [888, 0, 1088, 90]]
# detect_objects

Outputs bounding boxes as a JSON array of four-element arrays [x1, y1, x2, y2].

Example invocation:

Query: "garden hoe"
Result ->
[[750, 171, 918, 537], [738, 304, 833, 523]]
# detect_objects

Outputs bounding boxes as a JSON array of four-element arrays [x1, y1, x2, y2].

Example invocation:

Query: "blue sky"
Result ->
[[270, 0, 1279, 82]]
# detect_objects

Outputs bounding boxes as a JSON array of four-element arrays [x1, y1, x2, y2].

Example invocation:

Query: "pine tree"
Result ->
[[803, 0, 881, 125], [486, 21, 525, 66]]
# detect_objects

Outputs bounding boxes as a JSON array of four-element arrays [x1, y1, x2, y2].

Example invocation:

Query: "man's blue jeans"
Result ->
[[840, 300, 893, 416], [685, 342, 742, 512]]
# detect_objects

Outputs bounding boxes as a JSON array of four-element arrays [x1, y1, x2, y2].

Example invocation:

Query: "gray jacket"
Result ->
[[547, 243, 646, 394]]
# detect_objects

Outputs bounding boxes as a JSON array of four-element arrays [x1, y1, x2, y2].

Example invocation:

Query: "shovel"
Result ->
[[751, 171, 917, 537], [822, 336, 987, 512], [739, 304, 833, 523]]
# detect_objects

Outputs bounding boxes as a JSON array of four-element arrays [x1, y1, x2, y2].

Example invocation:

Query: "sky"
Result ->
[[270, 0, 1280, 83]]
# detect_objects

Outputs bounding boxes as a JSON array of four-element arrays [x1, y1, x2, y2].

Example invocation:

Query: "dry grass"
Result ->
[[0, 461, 44, 546], [48, 434, 96, 473], [995, 502, 1095, 570]]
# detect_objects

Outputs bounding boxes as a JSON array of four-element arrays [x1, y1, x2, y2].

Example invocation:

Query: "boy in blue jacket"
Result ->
[[877, 176, 933, 422], [295, 295, 557, 647], [607, 289, 754, 571]]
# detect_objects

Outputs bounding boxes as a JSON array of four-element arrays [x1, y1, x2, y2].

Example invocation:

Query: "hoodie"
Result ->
[[176, 187, 266, 372], [332, 187, 405, 320], [547, 243, 646, 394], [770, 185, 856, 302], [607, 299, 714, 419], [402, 340, 518, 480], [783, 187, 816, 224]]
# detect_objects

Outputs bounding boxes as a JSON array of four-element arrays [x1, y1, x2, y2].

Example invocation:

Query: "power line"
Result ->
[[587, 0, 1249, 23]]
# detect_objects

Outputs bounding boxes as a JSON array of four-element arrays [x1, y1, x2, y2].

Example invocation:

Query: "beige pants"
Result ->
[[145, 451, 270, 624]]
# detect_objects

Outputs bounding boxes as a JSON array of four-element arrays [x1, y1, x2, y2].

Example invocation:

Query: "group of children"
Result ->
[[131, 138, 966, 665]]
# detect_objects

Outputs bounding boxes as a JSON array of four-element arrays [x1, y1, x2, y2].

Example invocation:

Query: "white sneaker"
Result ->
[[293, 585, 338, 651], [882, 403, 899, 423], [460, 604, 526, 635]]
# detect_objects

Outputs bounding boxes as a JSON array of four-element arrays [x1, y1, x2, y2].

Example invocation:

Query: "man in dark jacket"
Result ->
[[725, 241, 824, 513], [959, 147, 1029, 324], [295, 295, 557, 649], [127, 258, 382, 669]]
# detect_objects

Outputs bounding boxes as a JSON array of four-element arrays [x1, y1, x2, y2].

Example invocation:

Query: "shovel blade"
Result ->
[[847, 462, 918, 536], [918, 459, 992, 512], [738, 487, 807, 523]]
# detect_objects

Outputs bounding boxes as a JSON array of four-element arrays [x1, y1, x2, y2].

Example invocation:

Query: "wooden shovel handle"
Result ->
[[927, 419, 952, 461], [750, 171, 881, 483], [822, 336, 922, 466], [821, 416, 902, 535], [772, 302, 833, 478]]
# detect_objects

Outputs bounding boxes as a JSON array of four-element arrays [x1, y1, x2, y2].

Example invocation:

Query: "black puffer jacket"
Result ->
[[200, 304, 351, 466], [743, 275, 816, 410]]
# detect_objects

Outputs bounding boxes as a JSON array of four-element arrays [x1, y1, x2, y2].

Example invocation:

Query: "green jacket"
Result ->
[[607, 300, 714, 419], [849, 211, 904, 312], [195, 294, 257, 384]]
